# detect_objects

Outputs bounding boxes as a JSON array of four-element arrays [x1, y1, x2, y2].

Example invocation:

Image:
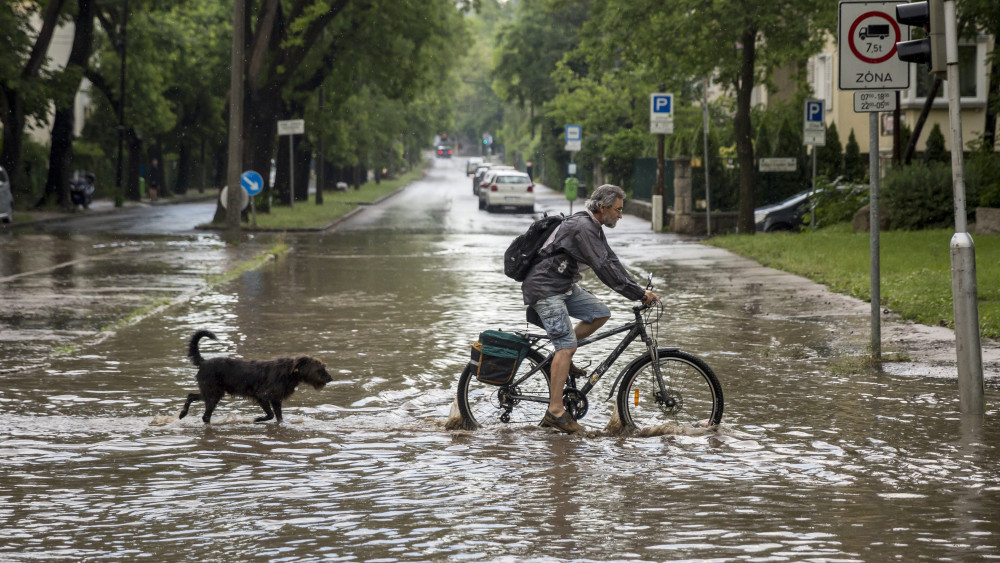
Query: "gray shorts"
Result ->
[[531, 284, 611, 351]]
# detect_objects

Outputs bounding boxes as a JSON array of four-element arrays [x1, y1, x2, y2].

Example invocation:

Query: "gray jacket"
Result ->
[[521, 210, 645, 305]]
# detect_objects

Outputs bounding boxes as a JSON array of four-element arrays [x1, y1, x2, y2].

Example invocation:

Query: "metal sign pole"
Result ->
[[942, 0, 984, 413], [869, 112, 881, 360], [703, 76, 711, 236], [288, 134, 295, 210]]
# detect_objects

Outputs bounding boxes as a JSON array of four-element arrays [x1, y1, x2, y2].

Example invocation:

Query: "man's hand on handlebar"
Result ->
[[640, 291, 659, 305]]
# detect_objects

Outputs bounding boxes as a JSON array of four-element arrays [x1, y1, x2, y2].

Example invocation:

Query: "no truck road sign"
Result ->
[[838, 1, 910, 90]]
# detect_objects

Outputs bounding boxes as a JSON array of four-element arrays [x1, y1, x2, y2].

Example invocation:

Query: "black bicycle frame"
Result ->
[[509, 305, 660, 404]]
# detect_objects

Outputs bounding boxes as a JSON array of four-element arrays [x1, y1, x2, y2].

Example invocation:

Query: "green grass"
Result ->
[[707, 224, 1000, 339], [239, 165, 428, 230]]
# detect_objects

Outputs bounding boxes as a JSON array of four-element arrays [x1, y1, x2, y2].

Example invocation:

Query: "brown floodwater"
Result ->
[[1, 159, 998, 561]]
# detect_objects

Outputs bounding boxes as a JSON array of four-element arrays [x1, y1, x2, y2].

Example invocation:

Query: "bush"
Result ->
[[811, 178, 869, 227], [924, 124, 948, 163], [966, 146, 1000, 208], [882, 162, 954, 229], [844, 130, 865, 181]]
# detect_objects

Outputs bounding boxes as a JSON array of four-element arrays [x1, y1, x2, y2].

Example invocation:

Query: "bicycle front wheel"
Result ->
[[456, 349, 550, 430], [616, 348, 723, 432]]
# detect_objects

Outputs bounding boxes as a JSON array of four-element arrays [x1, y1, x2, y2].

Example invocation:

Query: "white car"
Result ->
[[478, 170, 534, 213], [466, 157, 483, 176]]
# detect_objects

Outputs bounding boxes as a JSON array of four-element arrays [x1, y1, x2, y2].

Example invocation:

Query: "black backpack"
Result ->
[[503, 214, 564, 282]]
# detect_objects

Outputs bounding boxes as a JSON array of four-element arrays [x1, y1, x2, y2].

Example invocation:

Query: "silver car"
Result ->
[[0, 166, 12, 224]]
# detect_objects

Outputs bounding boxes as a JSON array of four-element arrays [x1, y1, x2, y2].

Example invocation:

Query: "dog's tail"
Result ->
[[188, 330, 217, 366]]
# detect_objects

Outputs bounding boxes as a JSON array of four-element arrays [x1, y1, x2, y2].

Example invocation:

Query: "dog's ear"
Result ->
[[292, 357, 310, 373]]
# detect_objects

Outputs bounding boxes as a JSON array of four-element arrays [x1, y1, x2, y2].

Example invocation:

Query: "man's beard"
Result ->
[[602, 215, 619, 228]]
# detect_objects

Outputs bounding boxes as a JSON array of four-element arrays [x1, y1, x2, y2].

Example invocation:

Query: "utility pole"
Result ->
[[115, 0, 127, 207], [226, 0, 245, 230]]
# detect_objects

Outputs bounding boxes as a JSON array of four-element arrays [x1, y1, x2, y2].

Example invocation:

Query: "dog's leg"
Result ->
[[179, 393, 201, 419], [254, 400, 275, 423], [271, 401, 283, 422], [202, 392, 222, 424]]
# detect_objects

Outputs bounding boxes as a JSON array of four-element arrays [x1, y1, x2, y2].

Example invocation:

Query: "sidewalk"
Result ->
[[9, 189, 220, 228]]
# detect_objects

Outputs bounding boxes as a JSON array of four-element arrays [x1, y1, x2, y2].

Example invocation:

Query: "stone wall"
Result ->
[[976, 207, 1000, 235]]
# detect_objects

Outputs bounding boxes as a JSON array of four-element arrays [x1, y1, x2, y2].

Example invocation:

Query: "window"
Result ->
[[902, 36, 989, 108], [809, 53, 833, 110]]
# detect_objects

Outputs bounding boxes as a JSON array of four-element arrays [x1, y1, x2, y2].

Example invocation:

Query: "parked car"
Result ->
[[478, 170, 534, 213], [0, 165, 12, 223], [466, 157, 483, 175], [754, 189, 813, 232], [473, 164, 512, 195], [436, 145, 453, 158]]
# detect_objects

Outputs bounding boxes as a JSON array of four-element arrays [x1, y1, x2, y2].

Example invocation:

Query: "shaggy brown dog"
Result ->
[[179, 330, 333, 423]]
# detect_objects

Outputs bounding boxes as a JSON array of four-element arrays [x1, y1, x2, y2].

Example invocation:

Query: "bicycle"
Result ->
[[455, 280, 724, 433]]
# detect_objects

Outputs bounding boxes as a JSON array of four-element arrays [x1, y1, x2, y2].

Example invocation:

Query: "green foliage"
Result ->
[[882, 162, 954, 229], [816, 122, 843, 179], [810, 178, 868, 227], [966, 146, 1000, 208], [844, 130, 865, 181], [15, 139, 49, 207], [923, 123, 949, 163]]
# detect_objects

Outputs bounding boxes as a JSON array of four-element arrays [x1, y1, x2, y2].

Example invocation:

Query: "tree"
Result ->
[[38, 0, 94, 210], [817, 122, 843, 179], [844, 129, 864, 181], [0, 0, 69, 199], [924, 123, 948, 163], [577, 0, 836, 233]]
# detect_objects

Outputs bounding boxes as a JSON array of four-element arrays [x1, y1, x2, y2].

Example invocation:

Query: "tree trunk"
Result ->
[[41, 107, 76, 211], [0, 93, 27, 202], [983, 54, 999, 151], [735, 26, 758, 234], [39, 0, 94, 211], [125, 128, 143, 201], [903, 76, 941, 164]]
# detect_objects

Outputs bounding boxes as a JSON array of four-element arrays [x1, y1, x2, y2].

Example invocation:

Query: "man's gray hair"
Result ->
[[585, 184, 626, 213]]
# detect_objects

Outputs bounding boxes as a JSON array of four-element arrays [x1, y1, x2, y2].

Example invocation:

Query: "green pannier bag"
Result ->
[[470, 330, 530, 385]]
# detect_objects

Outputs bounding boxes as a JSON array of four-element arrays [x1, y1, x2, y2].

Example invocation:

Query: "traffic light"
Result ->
[[895, 0, 946, 75]]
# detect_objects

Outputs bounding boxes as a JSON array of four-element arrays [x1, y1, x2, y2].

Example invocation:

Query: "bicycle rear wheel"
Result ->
[[616, 348, 723, 432], [456, 349, 550, 430]]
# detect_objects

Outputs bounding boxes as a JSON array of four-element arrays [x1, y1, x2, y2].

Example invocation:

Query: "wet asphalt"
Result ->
[[1, 164, 997, 381]]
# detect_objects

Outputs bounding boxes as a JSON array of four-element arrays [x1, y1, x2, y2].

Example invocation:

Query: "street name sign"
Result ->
[[650, 93, 674, 134], [838, 1, 910, 90], [759, 158, 797, 172], [565, 124, 582, 151], [803, 99, 826, 146], [241, 170, 263, 196], [277, 119, 305, 136], [853, 90, 897, 112]]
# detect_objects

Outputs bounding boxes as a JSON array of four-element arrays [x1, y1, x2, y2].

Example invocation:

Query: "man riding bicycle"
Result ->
[[523, 184, 658, 433]]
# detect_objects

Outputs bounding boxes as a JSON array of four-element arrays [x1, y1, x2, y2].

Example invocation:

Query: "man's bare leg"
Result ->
[[574, 316, 609, 340], [548, 347, 575, 415]]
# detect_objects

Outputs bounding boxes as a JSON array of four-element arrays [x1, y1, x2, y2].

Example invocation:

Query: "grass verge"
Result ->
[[707, 224, 1000, 339], [235, 164, 428, 230]]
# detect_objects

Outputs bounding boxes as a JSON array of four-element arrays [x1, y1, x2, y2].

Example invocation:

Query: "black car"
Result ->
[[754, 190, 812, 232], [436, 145, 453, 158]]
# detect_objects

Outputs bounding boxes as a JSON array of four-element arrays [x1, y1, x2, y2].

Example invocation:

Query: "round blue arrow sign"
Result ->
[[241, 170, 263, 196]]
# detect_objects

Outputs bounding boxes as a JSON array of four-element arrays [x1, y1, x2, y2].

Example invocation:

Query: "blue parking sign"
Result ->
[[651, 93, 673, 116], [805, 100, 824, 124]]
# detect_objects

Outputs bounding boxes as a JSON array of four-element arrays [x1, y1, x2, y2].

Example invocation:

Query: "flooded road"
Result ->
[[1, 158, 999, 561]]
